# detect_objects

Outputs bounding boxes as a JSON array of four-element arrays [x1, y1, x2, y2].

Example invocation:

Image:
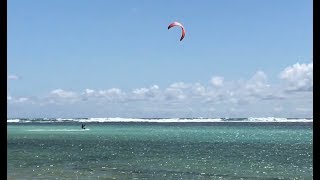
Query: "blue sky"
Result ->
[[8, 0, 313, 118]]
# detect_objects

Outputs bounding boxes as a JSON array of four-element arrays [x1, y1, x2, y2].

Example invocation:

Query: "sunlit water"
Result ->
[[8, 122, 312, 179]]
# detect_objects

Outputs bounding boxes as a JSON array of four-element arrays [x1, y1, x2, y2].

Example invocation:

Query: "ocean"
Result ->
[[8, 118, 313, 179]]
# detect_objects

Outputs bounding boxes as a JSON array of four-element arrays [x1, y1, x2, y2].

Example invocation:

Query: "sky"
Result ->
[[7, 0, 313, 118]]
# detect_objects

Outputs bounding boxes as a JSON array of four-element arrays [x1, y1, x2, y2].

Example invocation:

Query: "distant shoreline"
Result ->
[[7, 117, 313, 123]]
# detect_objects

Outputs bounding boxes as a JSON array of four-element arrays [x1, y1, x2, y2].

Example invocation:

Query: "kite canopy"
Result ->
[[168, 22, 185, 41]]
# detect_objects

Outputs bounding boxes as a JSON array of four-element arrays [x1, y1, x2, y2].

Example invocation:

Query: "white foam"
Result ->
[[78, 118, 224, 123], [8, 117, 313, 123], [7, 119, 20, 123], [246, 117, 313, 122], [77, 117, 312, 123]]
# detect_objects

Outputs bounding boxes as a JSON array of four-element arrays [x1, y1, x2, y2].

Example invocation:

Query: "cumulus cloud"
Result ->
[[245, 71, 270, 96], [45, 89, 79, 105], [210, 76, 224, 87], [80, 88, 127, 102], [132, 85, 160, 100], [16, 97, 29, 103], [99, 88, 125, 97], [279, 62, 313, 92], [80, 89, 97, 101], [163, 82, 208, 101], [165, 87, 185, 101], [205, 71, 270, 104], [8, 75, 20, 80], [8, 62, 313, 118], [50, 89, 77, 98], [190, 83, 207, 97], [7, 96, 29, 103], [169, 82, 189, 89], [85, 89, 95, 94]]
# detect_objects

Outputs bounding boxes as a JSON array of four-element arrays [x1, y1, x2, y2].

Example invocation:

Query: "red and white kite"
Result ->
[[168, 22, 186, 41]]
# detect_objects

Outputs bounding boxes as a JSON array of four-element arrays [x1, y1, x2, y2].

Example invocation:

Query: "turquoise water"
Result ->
[[8, 123, 313, 179]]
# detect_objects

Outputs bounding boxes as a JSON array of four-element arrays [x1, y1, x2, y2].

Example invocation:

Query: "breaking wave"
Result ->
[[7, 117, 313, 123]]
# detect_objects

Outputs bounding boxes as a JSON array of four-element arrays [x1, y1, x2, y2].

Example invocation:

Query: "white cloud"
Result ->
[[250, 71, 268, 83], [79, 88, 127, 102], [16, 97, 29, 103], [279, 62, 313, 92], [164, 89, 185, 100], [85, 89, 95, 94], [246, 71, 269, 90], [166, 82, 208, 99], [169, 82, 189, 89], [164, 82, 206, 101], [8, 62, 313, 118], [165, 83, 186, 101], [190, 83, 206, 97], [97, 88, 126, 102], [132, 85, 160, 100], [245, 71, 270, 97], [133, 88, 149, 95], [99, 88, 124, 97], [7, 96, 29, 103], [50, 89, 77, 98], [8, 75, 20, 80], [81, 89, 97, 100], [210, 76, 224, 87]]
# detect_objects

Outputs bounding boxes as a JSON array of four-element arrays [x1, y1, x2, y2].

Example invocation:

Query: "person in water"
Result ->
[[81, 124, 86, 129]]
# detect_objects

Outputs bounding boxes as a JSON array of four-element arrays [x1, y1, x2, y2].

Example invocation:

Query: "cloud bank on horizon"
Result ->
[[8, 62, 313, 118]]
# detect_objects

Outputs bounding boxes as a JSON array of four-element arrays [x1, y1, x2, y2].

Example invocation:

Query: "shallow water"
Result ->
[[8, 122, 313, 179]]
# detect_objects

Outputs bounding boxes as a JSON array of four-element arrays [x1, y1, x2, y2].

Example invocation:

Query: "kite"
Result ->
[[168, 22, 186, 41]]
